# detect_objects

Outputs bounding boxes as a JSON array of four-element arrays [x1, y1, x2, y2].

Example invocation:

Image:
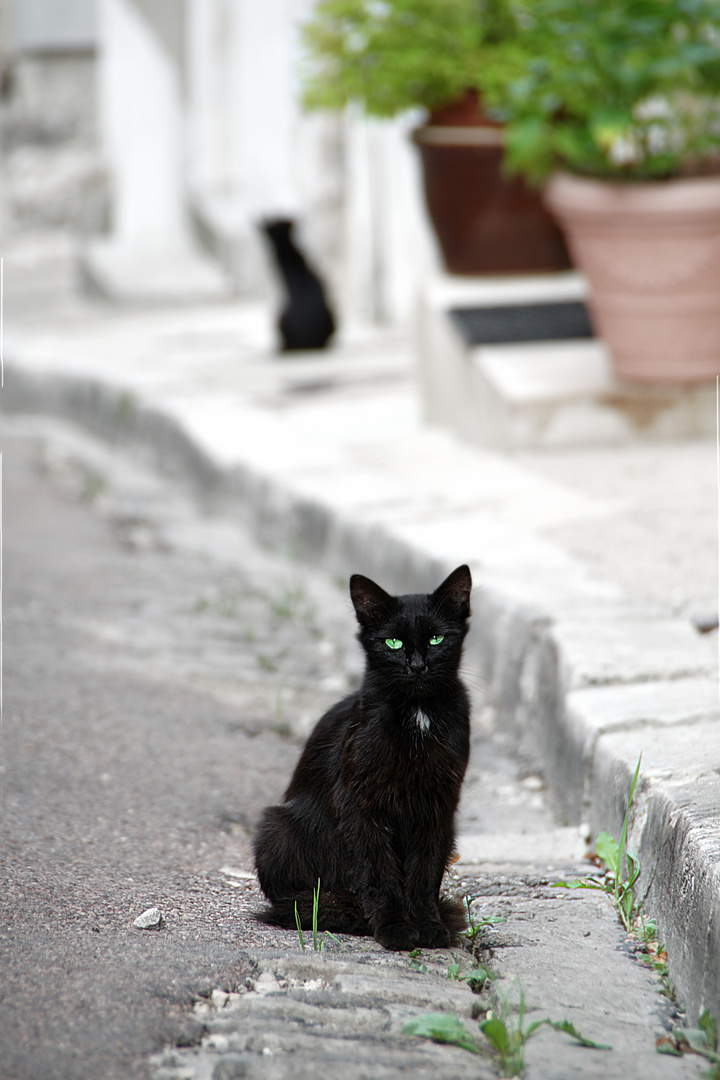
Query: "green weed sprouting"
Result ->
[[403, 984, 610, 1077], [312, 878, 320, 951], [294, 898, 305, 950], [480, 986, 611, 1077], [556, 755, 674, 996], [294, 880, 340, 952], [556, 756, 643, 933], [409, 948, 428, 974], [461, 896, 506, 955], [446, 960, 492, 993], [658, 1010, 720, 1077]]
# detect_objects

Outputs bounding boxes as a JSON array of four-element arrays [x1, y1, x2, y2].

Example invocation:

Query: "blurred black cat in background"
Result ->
[[261, 218, 336, 352]]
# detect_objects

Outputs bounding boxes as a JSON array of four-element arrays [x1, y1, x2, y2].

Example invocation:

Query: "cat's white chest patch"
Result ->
[[415, 709, 431, 733]]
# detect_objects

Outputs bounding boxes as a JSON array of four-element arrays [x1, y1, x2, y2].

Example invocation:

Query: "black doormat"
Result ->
[[449, 301, 594, 346]]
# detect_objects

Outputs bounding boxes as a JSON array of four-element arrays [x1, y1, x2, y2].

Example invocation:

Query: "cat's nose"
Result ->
[[409, 650, 427, 674]]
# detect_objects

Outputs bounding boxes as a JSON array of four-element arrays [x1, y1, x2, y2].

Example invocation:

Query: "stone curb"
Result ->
[[3, 357, 719, 1021]]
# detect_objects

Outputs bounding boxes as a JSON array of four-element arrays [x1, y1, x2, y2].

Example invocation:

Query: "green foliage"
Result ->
[[557, 756, 643, 933], [446, 960, 492, 990], [461, 896, 506, 958], [302, 0, 720, 178], [300, 0, 522, 117], [403, 1011, 483, 1054], [637, 919, 674, 997], [294, 898, 306, 949], [490, 0, 720, 182], [479, 987, 610, 1076], [404, 986, 610, 1076], [295, 880, 341, 951], [556, 757, 676, 997], [658, 1009, 720, 1077], [408, 948, 428, 973], [464, 965, 492, 993]]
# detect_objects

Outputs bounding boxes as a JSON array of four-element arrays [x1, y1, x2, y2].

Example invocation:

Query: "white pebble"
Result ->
[[133, 906, 164, 929]]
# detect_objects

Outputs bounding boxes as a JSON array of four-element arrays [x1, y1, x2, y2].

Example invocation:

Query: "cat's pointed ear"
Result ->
[[350, 574, 392, 625], [433, 565, 472, 618]]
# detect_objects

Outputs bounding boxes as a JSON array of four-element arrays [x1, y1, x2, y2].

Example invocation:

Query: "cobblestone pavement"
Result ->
[[0, 416, 704, 1079]]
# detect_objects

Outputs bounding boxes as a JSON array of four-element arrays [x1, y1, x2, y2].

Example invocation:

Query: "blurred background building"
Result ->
[[0, 0, 439, 325]]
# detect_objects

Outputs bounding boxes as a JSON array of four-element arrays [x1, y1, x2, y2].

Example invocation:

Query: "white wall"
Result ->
[[25, 0, 440, 320], [97, 0, 186, 245], [184, 0, 438, 322], [10, 0, 97, 51]]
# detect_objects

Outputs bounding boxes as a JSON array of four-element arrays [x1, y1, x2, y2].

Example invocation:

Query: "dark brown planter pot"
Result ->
[[413, 93, 571, 275]]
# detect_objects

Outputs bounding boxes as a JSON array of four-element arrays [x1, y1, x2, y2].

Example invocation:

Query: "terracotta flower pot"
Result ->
[[544, 172, 720, 382], [412, 93, 571, 275]]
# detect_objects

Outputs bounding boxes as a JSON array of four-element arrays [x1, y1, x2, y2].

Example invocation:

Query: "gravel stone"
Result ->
[[133, 906, 164, 930]]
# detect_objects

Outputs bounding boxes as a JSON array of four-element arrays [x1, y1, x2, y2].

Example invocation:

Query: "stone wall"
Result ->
[[0, 0, 109, 239]]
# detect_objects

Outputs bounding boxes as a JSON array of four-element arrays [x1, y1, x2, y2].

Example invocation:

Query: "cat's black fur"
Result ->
[[254, 565, 472, 951], [261, 218, 336, 352]]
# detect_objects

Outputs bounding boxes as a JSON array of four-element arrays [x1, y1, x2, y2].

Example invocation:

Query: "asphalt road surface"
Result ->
[[0, 422, 361, 1080]]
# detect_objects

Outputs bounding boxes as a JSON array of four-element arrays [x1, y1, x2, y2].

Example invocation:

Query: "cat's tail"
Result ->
[[438, 895, 469, 936], [255, 890, 372, 936]]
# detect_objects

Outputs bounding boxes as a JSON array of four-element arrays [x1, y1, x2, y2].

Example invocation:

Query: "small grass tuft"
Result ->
[[294, 881, 340, 952]]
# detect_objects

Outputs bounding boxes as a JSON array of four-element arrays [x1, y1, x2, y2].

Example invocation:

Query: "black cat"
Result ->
[[254, 565, 472, 951], [261, 218, 336, 352]]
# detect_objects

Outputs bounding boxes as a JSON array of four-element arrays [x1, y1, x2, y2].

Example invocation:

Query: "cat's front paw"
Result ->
[[375, 922, 420, 951], [417, 920, 451, 948]]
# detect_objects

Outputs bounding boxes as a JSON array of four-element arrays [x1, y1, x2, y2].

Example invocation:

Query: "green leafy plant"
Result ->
[[556, 756, 643, 933], [409, 948, 428, 973], [557, 758, 677, 1001], [461, 896, 506, 956], [447, 959, 493, 992], [487, 0, 720, 183], [403, 985, 610, 1077], [301, 0, 525, 118], [294, 880, 341, 951], [480, 987, 611, 1076], [403, 1011, 484, 1054], [658, 1010, 720, 1077], [465, 965, 492, 993], [637, 919, 674, 997]]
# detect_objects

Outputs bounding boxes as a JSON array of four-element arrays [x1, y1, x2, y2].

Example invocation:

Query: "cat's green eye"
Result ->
[[429, 635, 444, 645], [385, 638, 403, 650]]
